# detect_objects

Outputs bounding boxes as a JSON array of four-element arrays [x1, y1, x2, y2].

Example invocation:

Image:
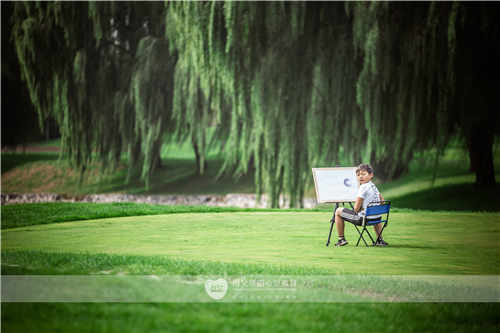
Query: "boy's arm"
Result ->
[[354, 197, 363, 213], [379, 193, 385, 202]]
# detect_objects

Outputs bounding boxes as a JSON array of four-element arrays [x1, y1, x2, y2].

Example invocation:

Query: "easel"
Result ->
[[310, 167, 359, 247], [325, 201, 354, 247]]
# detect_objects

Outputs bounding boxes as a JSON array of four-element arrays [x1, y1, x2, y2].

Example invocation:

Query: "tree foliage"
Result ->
[[11, 2, 173, 186], [349, 2, 499, 184], [2, 2, 58, 148], [165, 2, 499, 206], [10, 2, 499, 207]]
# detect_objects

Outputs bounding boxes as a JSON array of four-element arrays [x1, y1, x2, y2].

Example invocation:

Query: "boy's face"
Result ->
[[357, 170, 373, 184]]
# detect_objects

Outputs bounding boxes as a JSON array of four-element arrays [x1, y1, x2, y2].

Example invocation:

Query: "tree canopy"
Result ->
[[8, 1, 499, 207], [2, 2, 58, 148]]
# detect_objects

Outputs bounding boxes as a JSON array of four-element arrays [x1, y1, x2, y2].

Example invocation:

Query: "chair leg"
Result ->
[[354, 226, 369, 247], [365, 229, 376, 246], [356, 225, 378, 246], [355, 221, 388, 247]]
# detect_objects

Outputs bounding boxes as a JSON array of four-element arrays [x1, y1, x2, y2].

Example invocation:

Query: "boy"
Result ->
[[334, 163, 388, 246]]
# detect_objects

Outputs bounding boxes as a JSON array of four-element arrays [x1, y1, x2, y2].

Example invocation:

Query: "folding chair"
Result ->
[[351, 201, 391, 247]]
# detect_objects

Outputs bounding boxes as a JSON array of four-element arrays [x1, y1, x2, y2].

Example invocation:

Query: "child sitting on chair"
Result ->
[[334, 163, 388, 246]]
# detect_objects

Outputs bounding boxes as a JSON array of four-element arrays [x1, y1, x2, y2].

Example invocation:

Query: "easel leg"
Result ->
[[326, 203, 339, 247]]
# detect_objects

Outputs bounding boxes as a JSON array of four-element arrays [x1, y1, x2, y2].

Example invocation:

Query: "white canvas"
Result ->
[[312, 167, 359, 203]]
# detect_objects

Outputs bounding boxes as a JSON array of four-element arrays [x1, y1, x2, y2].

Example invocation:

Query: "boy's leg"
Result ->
[[335, 207, 345, 237], [373, 223, 382, 237], [334, 207, 349, 246], [334, 207, 348, 246]]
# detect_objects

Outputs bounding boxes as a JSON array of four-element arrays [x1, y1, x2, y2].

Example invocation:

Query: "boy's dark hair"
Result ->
[[356, 163, 374, 175]]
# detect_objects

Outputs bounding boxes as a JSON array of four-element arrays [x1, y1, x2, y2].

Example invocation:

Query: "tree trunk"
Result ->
[[192, 138, 203, 175], [194, 144, 201, 175], [467, 129, 496, 187]]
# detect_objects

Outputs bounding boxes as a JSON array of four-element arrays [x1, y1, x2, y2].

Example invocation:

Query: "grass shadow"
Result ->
[[392, 183, 500, 212], [386, 244, 438, 250], [1, 152, 59, 174], [88, 158, 255, 195]]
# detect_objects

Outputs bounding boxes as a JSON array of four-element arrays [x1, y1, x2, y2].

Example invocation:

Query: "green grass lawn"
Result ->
[[3, 302, 498, 333], [3, 210, 500, 275], [2, 204, 500, 332], [0, 202, 294, 229]]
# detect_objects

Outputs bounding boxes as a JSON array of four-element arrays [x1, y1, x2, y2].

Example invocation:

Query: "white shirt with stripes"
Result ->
[[357, 181, 381, 217]]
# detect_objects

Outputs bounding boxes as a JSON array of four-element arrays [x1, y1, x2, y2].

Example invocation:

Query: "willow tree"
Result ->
[[165, 2, 398, 207], [130, 36, 177, 187], [11, 1, 176, 187], [166, 2, 498, 207], [11, 2, 498, 208], [166, 2, 365, 207], [2, 2, 54, 148], [350, 2, 500, 185]]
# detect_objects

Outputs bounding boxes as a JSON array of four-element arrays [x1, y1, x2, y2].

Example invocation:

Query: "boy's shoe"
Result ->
[[335, 238, 348, 247], [375, 239, 388, 246]]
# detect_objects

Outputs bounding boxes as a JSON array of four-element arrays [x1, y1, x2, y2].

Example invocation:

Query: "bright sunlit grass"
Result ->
[[3, 211, 499, 275]]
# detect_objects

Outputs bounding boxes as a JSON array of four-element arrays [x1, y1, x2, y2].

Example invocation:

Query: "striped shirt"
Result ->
[[357, 181, 381, 217]]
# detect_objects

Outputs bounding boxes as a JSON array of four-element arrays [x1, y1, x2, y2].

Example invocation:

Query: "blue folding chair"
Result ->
[[352, 201, 391, 246]]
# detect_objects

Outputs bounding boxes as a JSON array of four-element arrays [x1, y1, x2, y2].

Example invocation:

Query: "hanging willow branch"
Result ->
[[12, 2, 177, 187], [166, 2, 362, 207], [12, 1, 498, 205]]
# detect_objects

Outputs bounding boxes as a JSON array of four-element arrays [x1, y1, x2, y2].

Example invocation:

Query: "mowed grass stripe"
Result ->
[[3, 303, 499, 333], [3, 211, 499, 275]]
